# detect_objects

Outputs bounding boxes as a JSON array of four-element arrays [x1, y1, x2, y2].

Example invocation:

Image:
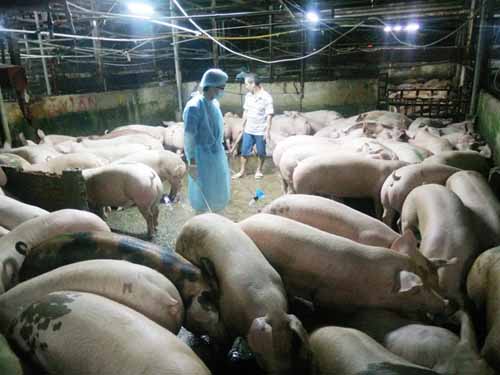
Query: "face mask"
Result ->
[[215, 90, 224, 100]]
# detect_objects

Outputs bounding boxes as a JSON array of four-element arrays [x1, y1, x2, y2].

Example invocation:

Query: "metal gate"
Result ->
[[377, 74, 471, 121]]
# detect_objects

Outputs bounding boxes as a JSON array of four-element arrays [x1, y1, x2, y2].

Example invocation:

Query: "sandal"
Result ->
[[232, 172, 244, 179]]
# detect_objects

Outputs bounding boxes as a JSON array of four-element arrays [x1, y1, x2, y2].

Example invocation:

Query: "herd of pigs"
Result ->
[[0, 108, 498, 374]]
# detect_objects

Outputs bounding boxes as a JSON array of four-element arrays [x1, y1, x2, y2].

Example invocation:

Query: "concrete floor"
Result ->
[[105, 157, 284, 250]]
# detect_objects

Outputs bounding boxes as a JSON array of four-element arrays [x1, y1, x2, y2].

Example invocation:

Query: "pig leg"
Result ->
[[152, 205, 159, 229], [168, 182, 180, 202], [137, 205, 155, 238], [281, 178, 289, 194]]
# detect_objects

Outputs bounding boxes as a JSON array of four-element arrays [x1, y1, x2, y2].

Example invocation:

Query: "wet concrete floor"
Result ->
[[105, 156, 284, 249]]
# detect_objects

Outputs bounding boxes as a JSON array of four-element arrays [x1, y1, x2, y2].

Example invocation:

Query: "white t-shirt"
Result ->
[[243, 89, 274, 135]]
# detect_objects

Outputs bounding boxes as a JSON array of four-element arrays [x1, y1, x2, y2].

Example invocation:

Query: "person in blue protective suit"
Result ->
[[182, 68, 231, 213]]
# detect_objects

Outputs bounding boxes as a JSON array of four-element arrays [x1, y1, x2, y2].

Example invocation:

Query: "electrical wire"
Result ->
[[171, 0, 470, 65], [373, 16, 470, 48], [67, 1, 201, 36], [172, 0, 366, 64], [0, 26, 173, 43]]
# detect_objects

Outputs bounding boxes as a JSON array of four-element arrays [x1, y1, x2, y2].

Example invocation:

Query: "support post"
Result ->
[[269, 4, 273, 81], [170, 0, 184, 121], [211, 0, 219, 67], [91, 0, 106, 91], [23, 30, 31, 74], [469, 0, 491, 117], [34, 11, 51, 96], [0, 86, 12, 146], [300, 30, 305, 112], [461, 0, 477, 87]]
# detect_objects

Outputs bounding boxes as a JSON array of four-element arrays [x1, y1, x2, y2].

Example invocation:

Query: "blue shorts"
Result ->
[[241, 132, 266, 157]]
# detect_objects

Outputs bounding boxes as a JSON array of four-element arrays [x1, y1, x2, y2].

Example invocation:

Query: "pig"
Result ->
[[262, 194, 399, 248], [423, 150, 491, 176], [407, 117, 445, 137], [0, 209, 110, 293], [345, 309, 494, 374], [309, 326, 440, 375], [379, 140, 432, 163], [313, 115, 360, 138], [0, 195, 49, 230], [65, 142, 153, 162], [278, 141, 344, 192], [37, 129, 78, 145], [223, 112, 243, 152], [82, 163, 163, 238], [272, 135, 337, 167], [108, 124, 165, 140], [9, 291, 211, 375], [19, 231, 222, 340], [26, 152, 107, 174], [401, 184, 478, 305], [292, 154, 408, 218], [0, 153, 31, 169], [162, 123, 185, 153], [446, 170, 500, 251], [0, 259, 183, 334], [267, 113, 314, 155], [380, 163, 460, 226], [467, 247, 500, 371], [56, 133, 163, 154], [176, 214, 310, 374], [357, 110, 412, 128], [439, 121, 474, 136], [341, 120, 407, 141], [410, 127, 455, 155], [287, 110, 343, 133], [113, 150, 187, 201], [0, 144, 61, 164], [239, 214, 451, 315]]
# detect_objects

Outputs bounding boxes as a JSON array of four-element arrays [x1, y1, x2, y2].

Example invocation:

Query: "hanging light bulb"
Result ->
[[405, 23, 420, 32], [127, 3, 154, 15], [305, 11, 320, 23]]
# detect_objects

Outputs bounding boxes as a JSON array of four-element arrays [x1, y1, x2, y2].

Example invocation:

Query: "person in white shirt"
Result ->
[[232, 73, 274, 179]]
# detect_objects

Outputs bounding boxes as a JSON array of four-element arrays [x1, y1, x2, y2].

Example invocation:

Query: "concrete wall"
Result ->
[[478, 90, 500, 165], [5, 84, 178, 140], [381, 62, 456, 83], [183, 79, 378, 117], [4, 78, 377, 142]]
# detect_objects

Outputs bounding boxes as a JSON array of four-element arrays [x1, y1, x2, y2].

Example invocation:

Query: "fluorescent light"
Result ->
[[393, 24, 402, 32], [384, 25, 392, 32], [305, 11, 320, 23], [405, 23, 420, 32], [127, 2, 154, 15]]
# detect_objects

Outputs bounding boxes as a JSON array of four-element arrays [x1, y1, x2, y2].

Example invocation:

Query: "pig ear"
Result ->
[[199, 257, 220, 299], [397, 270, 423, 294], [390, 230, 418, 254]]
